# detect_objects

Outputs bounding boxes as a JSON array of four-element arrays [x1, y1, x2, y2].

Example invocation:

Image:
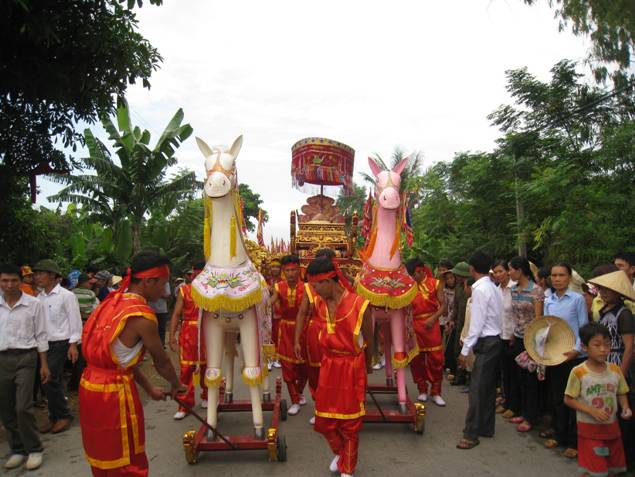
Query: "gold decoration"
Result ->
[[183, 430, 198, 464], [267, 428, 278, 461], [414, 402, 426, 434]]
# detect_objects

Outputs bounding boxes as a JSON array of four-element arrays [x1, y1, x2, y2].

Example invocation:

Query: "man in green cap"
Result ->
[[449, 262, 471, 386], [32, 259, 82, 435]]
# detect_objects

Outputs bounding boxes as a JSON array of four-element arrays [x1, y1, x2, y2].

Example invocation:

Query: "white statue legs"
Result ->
[[204, 308, 264, 439]]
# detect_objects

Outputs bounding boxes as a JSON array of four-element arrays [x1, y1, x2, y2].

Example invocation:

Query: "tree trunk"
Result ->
[[132, 222, 141, 254]]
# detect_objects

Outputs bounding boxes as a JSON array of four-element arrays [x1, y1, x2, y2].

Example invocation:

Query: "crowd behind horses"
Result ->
[[1, 250, 634, 476]]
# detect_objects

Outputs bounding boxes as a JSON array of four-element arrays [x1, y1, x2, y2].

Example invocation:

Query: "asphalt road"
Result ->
[[1, 359, 580, 477]]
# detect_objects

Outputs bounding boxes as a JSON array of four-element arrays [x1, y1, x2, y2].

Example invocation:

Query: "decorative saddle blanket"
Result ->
[[356, 263, 417, 309]]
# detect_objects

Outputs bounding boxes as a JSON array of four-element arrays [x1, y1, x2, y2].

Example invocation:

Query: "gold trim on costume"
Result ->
[[315, 402, 366, 420]]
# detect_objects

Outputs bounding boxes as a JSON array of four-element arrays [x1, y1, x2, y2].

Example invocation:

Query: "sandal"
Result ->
[[509, 416, 524, 424], [495, 396, 505, 406], [562, 448, 577, 458], [539, 429, 555, 438], [456, 437, 480, 450], [502, 410, 515, 419], [495, 405, 506, 414], [544, 439, 559, 449], [516, 422, 532, 432]]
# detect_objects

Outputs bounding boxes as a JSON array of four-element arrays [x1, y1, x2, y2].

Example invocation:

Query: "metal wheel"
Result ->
[[280, 398, 288, 421], [276, 434, 287, 462]]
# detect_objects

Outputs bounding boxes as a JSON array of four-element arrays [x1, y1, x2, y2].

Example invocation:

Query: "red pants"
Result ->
[[578, 434, 626, 476], [307, 365, 320, 401], [314, 416, 362, 475], [281, 360, 307, 404], [410, 348, 444, 395], [178, 364, 208, 411]]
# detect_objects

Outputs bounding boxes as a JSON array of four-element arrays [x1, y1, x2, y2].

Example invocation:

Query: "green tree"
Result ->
[[335, 182, 367, 234], [239, 183, 267, 232], [524, 0, 635, 84], [0, 0, 163, 196], [48, 98, 197, 260]]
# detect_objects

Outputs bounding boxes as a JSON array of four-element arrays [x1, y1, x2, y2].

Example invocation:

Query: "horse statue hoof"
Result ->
[[263, 392, 271, 402], [254, 427, 265, 439], [224, 392, 233, 404], [399, 402, 408, 414]]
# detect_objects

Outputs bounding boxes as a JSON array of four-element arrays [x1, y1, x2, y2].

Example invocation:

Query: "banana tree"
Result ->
[[49, 97, 199, 256]]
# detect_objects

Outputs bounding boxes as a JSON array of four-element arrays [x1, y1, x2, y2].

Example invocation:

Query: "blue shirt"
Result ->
[[543, 289, 588, 352]]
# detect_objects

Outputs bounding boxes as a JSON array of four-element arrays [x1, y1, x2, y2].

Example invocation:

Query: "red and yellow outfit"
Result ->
[[177, 284, 207, 412], [304, 283, 325, 399], [409, 276, 444, 396], [275, 279, 307, 404], [79, 293, 155, 477], [314, 291, 369, 476], [267, 278, 281, 352]]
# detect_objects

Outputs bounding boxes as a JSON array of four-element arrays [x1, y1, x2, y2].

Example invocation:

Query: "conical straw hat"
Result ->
[[524, 315, 576, 366], [588, 271, 635, 302]]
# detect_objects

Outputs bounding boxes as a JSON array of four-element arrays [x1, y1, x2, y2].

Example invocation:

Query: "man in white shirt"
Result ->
[[456, 252, 503, 450], [0, 264, 50, 470], [33, 259, 82, 435]]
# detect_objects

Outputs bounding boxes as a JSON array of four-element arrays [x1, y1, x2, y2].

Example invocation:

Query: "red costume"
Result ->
[[314, 290, 369, 476], [275, 279, 308, 404], [79, 293, 156, 477], [304, 283, 325, 399], [409, 274, 444, 396], [176, 284, 207, 413]]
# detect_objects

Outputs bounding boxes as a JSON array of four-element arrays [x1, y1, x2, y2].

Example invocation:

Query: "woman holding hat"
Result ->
[[589, 270, 635, 471], [507, 256, 543, 433]]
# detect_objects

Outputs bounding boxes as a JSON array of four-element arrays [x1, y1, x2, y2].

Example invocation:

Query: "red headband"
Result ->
[[307, 271, 337, 282], [108, 264, 170, 303], [132, 265, 170, 279]]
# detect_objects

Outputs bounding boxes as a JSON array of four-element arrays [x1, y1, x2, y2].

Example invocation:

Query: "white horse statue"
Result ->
[[191, 135, 272, 439]]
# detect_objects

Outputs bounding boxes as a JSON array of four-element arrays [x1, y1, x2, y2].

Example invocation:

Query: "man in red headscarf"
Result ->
[[270, 255, 307, 416], [169, 261, 208, 420], [79, 251, 186, 477], [405, 257, 447, 407], [294, 248, 354, 425], [307, 257, 373, 477]]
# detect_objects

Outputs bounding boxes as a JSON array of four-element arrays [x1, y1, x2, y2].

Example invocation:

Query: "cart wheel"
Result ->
[[276, 434, 287, 462], [183, 431, 199, 464], [280, 399, 288, 421]]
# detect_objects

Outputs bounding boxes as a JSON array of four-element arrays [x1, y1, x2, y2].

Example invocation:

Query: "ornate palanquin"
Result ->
[[289, 137, 361, 276]]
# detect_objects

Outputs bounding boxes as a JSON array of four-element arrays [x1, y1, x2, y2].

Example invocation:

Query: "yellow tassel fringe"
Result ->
[[190, 284, 264, 313], [356, 282, 418, 309], [241, 370, 263, 387]]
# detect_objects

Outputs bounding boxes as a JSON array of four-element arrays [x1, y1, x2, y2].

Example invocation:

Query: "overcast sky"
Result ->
[[39, 0, 590, 242]]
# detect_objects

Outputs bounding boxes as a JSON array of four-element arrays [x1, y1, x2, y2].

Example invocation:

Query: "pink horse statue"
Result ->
[[356, 157, 418, 412]]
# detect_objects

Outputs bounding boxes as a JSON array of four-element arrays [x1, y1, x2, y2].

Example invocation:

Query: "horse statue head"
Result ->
[[368, 156, 409, 210], [196, 135, 243, 198]]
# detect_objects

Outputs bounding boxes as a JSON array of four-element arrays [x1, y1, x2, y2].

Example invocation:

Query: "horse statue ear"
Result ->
[[392, 155, 410, 176], [229, 135, 243, 158], [368, 157, 383, 177], [196, 137, 213, 158]]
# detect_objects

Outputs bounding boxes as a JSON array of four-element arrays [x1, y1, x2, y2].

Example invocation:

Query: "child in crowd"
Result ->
[[564, 322, 632, 477]]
